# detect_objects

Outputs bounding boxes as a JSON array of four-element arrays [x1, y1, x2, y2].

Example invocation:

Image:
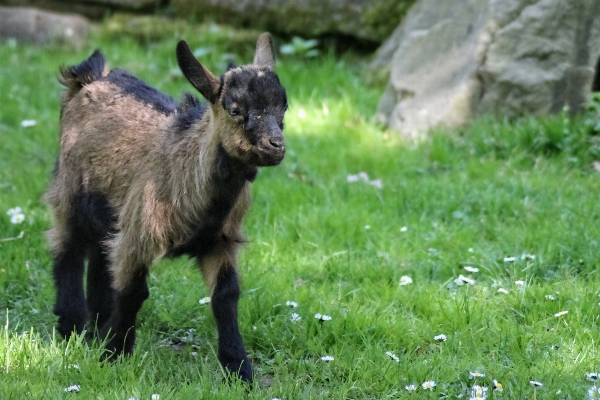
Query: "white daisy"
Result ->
[[198, 297, 211, 305], [497, 288, 509, 294], [493, 379, 503, 392], [399, 275, 413, 285], [405, 383, 417, 392], [464, 266, 479, 273], [470, 385, 488, 399], [10, 213, 25, 224], [469, 371, 485, 379], [151, 395, 160, 400], [6, 207, 22, 216], [21, 120, 36, 127], [456, 275, 475, 285], [587, 372, 600, 381], [64, 385, 80, 392], [434, 334, 447, 342], [545, 294, 555, 300], [400, 226, 408, 232], [290, 313, 302, 323], [422, 380, 436, 390], [285, 301, 298, 308], [588, 386, 600, 399], [385, 351, 400, 362], [529, 380, 543, 387], [515, 280, 525, 286], [554, 310, 568, 317], [320, 355, 334, 362]]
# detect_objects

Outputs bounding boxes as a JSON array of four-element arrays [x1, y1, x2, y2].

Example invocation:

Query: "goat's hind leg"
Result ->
[[99, 248, 149, 361], [50, 224, 89, 338], [86, 242, 114, 332]]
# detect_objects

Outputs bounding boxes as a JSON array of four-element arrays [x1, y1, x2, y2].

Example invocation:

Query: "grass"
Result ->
[[1, 21, 600, 399]]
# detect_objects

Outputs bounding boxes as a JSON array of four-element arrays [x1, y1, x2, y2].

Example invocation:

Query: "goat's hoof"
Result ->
[[223, 358, 253, 385]]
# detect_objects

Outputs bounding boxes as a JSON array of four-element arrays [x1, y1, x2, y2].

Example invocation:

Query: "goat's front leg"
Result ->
[[99, 266, 149, 361], [201, 251, 252, 383]]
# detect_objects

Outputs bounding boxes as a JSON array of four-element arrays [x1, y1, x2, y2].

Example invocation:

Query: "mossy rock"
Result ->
[[171, 0, 417, 44]]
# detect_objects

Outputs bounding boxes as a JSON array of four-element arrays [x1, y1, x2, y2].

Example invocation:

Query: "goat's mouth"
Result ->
[[256, 135, 285, 166]]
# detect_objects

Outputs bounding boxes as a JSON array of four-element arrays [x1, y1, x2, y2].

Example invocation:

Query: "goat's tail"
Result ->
[[58, 50, 107, 106]]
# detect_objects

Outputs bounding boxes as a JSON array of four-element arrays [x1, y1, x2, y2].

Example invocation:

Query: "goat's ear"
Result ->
[[176, 40, 221, 103], [253, 32, 276, 70]]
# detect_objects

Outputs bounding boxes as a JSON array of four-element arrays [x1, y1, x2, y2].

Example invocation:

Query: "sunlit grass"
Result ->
[[1, 22, 600, 399]]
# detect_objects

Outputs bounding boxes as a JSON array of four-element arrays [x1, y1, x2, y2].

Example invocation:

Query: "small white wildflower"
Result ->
[[320, 355, 334, 362], [151, 395, 160, 400], [469, 371, 486, 379], [464, 266, 479, 273], [497, 288, 509, 294], [399, 275, 413, 285], [21, 120, 36, 127], [64, 385, 80, 392], [554, 310, 568, 317], [493, 379, 503, 392], [503, 256, 517, 263], [515, 280, 525, 286], [529, 380, 543, 387], [127, 397, 139, 400], [400, 226, 408, 232], [7, 207, 22, 216], [434, 334, 447, 342], [545, 294, 555, 300], [67, 364, 80, 370], [198, 297, 211, 305], [285, 301, 298, 308], [470, 385, 488, 399], [290, 313, 302, 323], [347, 174, 360, 183], [405, 383, 418, 392], [369, 179, 383, 189], [457, 275, 475, 285], [588, 386, 600, 399], [468, 248, 474, 253], [190, 352, 198, 356], [385, 351, 400, 362], [587, 372, 600, 381], [521, 253, 536, 261], [10, 213, 25, 224], [422, 380, 436, 390], [315, 313, 331, 321]]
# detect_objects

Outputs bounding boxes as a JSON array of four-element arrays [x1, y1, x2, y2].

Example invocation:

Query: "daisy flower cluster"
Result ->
[[7, 207, 25, 224], [346, 172, 383, 189]]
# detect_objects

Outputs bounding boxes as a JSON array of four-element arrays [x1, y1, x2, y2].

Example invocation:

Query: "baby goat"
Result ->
[[44, 33, 287, 383]]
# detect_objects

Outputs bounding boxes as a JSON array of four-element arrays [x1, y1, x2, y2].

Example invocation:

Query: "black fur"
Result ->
[[60, 50, 105, 88], [169, 146, 256, 258], [52, 192, 116, 336], [211, 265, 252, 382], [106, 69, 178, 115], [100, 268, 149, 360], [174, 93, 208, 132]]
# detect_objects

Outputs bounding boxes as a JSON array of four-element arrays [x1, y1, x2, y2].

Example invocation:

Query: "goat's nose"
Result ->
[[269, 135, 284, 149]]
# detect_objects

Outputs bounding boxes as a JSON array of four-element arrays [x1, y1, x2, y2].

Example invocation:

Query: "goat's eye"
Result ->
[[229, 108, 240, 117]]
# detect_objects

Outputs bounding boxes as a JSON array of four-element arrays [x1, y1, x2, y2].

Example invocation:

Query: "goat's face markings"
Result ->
[[220, 67, 287, 166]]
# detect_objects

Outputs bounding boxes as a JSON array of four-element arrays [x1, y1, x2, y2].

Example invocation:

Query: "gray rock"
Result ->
[[374, 0, 600, 138], [171, 0, 417, 43], [0, 6, 91, 47], [0, 0, 160, 19]]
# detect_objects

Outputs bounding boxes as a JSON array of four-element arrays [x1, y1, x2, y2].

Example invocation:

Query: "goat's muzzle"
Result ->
[[257, 131, 285, 166]]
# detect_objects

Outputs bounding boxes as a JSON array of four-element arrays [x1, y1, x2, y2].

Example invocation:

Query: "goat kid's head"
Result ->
[[177, 33, 287, 167]]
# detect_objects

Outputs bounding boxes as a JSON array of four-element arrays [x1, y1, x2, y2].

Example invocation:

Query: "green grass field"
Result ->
[[1, 21, 600, 399]]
